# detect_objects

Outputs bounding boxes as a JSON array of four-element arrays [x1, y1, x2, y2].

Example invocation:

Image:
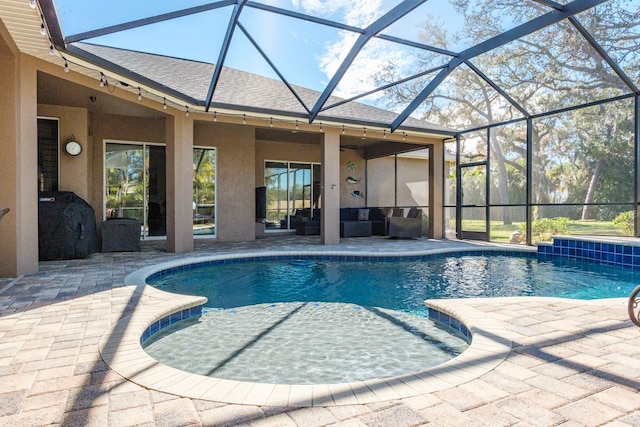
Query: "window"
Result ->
[[37, 118, 59, 192]]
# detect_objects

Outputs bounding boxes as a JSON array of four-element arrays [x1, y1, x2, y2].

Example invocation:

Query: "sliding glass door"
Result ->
[[265, 161, 320, 231], [105, 142, 166, 238]]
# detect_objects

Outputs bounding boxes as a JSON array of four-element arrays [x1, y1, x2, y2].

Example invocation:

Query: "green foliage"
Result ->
[[519, 217, 572, 243], [613, 211, 634, 236]]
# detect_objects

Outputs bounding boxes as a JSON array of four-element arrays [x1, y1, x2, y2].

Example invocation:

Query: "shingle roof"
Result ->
[[73, 42, 455, 135]]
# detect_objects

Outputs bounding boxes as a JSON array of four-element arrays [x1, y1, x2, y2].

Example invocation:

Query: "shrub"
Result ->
[[519, 217, 571, 243], [613, 211, 634, 236]]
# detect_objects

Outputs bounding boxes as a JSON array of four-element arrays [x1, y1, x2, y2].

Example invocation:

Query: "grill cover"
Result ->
[[38, 191, 97, 261]]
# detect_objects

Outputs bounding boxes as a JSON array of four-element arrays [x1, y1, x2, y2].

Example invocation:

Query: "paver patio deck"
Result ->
[[1, 235, 639, 426]]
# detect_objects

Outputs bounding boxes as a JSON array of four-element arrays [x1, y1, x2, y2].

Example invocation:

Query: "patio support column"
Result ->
[[166, 114, 194, 253], [429, 142, 444, 239], [321, 130, 340, 245], [0, 48, 38, 277]]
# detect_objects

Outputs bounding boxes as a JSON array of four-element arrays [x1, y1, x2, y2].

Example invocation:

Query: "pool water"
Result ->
[[144, 254, 640, 384], [149, 254, 640, 313], [143, 302, 470, 384]]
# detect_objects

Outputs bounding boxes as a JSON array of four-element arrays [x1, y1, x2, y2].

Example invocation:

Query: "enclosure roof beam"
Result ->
[[309, 0, 428, 123], [205, 0, 248, 111], [390, 0, 608, 132]]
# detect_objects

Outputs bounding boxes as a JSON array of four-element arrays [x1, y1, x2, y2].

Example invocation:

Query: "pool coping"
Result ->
[[102, 247, 531, 406]]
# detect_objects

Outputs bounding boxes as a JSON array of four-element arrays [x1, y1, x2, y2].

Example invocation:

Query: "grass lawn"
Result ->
[[459, 219, 628, 243]]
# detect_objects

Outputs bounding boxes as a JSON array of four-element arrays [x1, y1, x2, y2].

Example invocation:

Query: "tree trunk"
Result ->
[[581, 158, 602, 221]]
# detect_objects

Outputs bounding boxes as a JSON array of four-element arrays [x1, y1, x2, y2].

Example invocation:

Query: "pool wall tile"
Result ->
[[141, 304, 204, 345], [537, 237, 639, 270], [427, 307, 471, 343]]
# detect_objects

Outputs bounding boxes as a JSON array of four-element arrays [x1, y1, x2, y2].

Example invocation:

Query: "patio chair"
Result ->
[[388, 208, 422, 239]]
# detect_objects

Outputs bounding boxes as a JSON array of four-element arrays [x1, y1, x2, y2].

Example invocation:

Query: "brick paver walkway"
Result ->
[[1, 236, 639, 426]]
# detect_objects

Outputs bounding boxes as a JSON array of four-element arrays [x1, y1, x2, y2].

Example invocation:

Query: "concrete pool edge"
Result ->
[[102, 248, 525, 406]]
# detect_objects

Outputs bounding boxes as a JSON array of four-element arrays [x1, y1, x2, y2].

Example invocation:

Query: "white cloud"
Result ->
[[292, 0, 414, 100]]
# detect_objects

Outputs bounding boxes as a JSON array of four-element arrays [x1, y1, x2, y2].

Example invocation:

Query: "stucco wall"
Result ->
[[397, 156, 429, 207], [194, 121, 255, 242], [340, 149, 366, 208], [365, 155, 429, 209], [366, 157, 395, 207]]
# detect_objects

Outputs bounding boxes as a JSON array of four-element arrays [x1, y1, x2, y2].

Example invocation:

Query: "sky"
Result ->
[[52, 0, 465, 101]]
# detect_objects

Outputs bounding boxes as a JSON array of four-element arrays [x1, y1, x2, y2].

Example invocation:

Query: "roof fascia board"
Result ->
[[205, 0, 248, 111], [362, 142, 430, 160], [464, 60, 530, 116], [390, 0, 609, 131], [39, 0, 64, 46], [569, 16, 640, 94], [64, 1, 236, 44], [236, 22, 311, 113], [309, 0, 428, 123]]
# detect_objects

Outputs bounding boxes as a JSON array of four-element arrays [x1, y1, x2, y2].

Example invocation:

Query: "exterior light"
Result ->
[[163, 98, 167, 109], [40, 23, 46, 36], [49, 44, 55, 55], [64, 60, 69, 72], [213, 111, 217, 122], [383, 130, 387, 138], [186, 106, 189, 117], [137, 88, 142, 100], [270, 117, 273, 128], [342, 125, 345, 135], [29, 0, 36, 9], [243, 114, 246, 124]]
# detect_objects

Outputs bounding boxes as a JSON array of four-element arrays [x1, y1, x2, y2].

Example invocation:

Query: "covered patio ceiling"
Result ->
[[19, 0, 640, 135]]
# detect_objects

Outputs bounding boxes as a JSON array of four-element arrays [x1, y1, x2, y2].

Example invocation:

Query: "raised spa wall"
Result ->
[[537, 236, 640, 269]]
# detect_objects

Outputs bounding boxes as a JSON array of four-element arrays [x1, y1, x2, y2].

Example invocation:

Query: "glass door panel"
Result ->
[[289, 163, 312, 221], [460, 163, 488, 239], [265, 162, 288, 230], [105, 143, 145, 223], [193, 148, 216, 236], [147, 145, 167, 236]]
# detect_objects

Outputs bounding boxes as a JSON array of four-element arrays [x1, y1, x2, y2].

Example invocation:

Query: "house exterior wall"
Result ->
[[397, 157, 429, 207], [194, 121, 255, 242], [366, 157, 396, 207], [340, 150, 366, 208], [0, 21, 448, 277]]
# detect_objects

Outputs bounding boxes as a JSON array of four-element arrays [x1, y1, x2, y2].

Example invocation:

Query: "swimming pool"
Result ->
[[142, 251, 640, 384]]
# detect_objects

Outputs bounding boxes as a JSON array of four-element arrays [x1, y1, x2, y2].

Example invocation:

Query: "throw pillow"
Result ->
[[358, 208, 369, 221]]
